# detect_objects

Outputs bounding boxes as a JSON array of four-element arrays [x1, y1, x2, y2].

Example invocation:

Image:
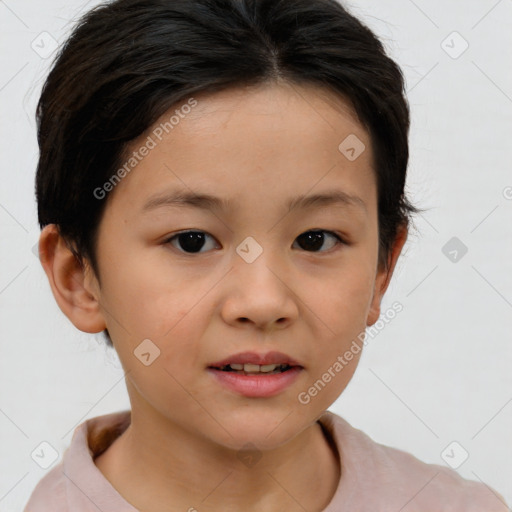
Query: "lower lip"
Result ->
[[207, 367, 303, 398]]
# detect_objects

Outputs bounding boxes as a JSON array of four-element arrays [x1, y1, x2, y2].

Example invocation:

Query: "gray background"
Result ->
[[0, 0, 511, 509]]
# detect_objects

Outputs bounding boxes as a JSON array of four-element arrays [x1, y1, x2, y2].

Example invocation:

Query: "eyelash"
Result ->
[[163, 229, 347, 255]]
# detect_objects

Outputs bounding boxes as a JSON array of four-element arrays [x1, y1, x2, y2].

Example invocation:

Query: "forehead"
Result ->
[[104, 81, 375, 220], [177, 81, 363, 137]]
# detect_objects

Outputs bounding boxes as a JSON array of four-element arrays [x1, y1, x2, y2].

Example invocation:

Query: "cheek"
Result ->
[[313, 264, 375, 336], [100, 258, 193, 337], [99, 251, 218, 375], [301, 262, 374, 389], [108, 312, 205, 411], [296, 350, 362, 421]]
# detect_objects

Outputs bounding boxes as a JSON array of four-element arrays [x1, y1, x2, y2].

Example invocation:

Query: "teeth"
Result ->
[[228, 363, 282, 373], [216, 363, 293, 373], [244, 363, 261, 372], [259, 364, 279, 372]]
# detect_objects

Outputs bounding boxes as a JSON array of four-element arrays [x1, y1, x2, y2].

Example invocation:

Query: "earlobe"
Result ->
[[38, 224, 106, 333], [366, 224, 408, 326]]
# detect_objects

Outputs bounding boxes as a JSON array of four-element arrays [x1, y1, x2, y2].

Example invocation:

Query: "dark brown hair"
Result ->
[[35, 0, 422, 346]]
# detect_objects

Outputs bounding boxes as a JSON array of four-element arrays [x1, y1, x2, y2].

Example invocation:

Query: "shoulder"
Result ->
[[379, 443, 508, 511], [23, 462, 67, 512], [320, 411, 509, 511], [23, 410, 132, 512]]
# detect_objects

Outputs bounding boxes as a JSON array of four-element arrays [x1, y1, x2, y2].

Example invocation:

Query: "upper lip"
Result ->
[[208, 351, 302, 368]]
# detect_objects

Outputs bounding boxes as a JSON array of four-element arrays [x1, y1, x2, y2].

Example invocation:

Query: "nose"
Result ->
[[220, 251, 299, 332]]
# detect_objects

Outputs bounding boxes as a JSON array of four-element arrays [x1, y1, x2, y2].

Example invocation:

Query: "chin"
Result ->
[[210, 410, 308, 451]]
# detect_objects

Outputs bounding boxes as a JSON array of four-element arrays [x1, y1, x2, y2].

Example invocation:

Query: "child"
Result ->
[[25, 0, 509, 510]]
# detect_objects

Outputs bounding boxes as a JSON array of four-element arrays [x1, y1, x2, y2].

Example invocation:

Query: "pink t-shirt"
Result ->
[[24, 409, 509, 511]]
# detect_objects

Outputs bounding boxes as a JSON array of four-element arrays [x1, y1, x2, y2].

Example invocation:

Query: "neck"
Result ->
[[95, 396, 340, 512]]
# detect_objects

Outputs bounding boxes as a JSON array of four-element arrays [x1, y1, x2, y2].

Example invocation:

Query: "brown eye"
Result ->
[[165, 230, 219, 254], [164, 229, 344, 255], [293, 230, 344, 252]]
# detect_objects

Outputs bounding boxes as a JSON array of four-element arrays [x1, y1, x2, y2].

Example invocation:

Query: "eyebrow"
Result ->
[[141, 189, 367, 214]]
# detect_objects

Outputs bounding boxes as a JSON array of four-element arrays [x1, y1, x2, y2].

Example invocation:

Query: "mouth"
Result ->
[[208, 350, 303, 370], [207, 351, 304, 397], [209, 362, 297, 375]]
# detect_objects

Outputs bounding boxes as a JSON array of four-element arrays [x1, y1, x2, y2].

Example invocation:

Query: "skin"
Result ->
[[39, 80, 407, 512]]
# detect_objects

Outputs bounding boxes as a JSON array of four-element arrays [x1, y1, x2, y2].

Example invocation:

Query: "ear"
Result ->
[[367, 223, 408, 326], [38, 224, 106, 333]]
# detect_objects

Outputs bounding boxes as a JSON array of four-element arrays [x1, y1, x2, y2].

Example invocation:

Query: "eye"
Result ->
[[293, 230, 344, 253], [164, 229, 345, 255], [164, 230, 219, 254]]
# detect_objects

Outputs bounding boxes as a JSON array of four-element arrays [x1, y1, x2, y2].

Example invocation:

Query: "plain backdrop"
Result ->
[[1, 0, 511, 510]]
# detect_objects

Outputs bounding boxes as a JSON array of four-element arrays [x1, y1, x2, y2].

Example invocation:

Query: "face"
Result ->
[[59, 81, 405, 450]]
